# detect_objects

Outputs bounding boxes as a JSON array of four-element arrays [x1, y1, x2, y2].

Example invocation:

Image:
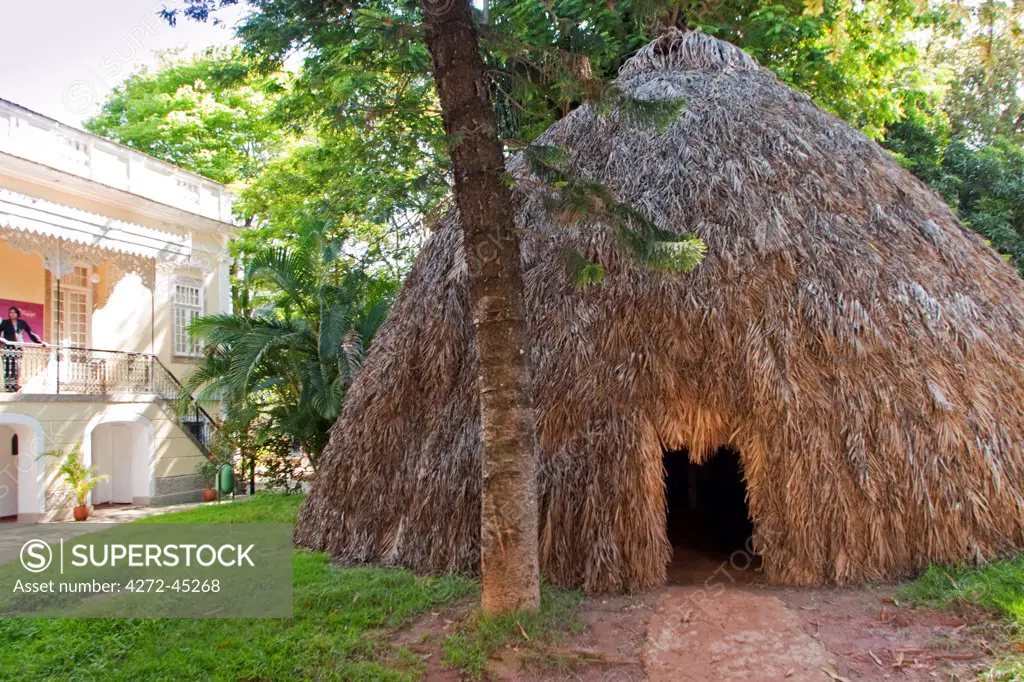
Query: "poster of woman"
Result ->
[[0, 300, 46, 392]]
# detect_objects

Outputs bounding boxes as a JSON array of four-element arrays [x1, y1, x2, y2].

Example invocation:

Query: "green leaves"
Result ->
[[84, 48, 287, 184], [485, 0, 661, 141], [522, 144, 570, 184], [943, 136, 1024, 273], [594, 82, 685, 133], [618, 224, 708, 273], [182, 221, 397, 466], [707, 1, 940, 141], [525, 143, 706, 278], [565, 250, 607, 287]]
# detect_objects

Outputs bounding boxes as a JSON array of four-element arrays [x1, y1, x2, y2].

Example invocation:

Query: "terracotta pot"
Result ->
[[73, 505, 89, 522], [202, 488, 217, 502]]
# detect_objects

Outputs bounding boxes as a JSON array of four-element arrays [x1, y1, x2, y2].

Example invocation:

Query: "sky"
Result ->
[[0, 0, 246, 128]]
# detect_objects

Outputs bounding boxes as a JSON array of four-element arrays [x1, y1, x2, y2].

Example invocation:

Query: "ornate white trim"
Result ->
[[1, 226, 156, 290], [108, 254, 156, 291]]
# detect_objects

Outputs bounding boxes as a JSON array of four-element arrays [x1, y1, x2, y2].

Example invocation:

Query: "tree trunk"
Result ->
[[421, 0, 540, 614]]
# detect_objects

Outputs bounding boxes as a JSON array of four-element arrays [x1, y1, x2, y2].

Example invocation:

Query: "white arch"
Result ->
[[83, 409, 155, 505], [0, 412, 47, 521]]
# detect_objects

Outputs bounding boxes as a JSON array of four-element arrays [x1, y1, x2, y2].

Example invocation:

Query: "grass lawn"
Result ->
[[0, 494, 583, 681], [0, 494, 479, 681], [903, 556, 1024, 679]]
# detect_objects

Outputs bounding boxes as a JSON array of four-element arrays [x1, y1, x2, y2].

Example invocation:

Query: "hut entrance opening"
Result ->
[[663, 446, 760, 583]]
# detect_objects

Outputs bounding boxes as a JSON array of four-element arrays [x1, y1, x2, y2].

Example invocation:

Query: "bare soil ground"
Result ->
[[396, 552, 1006, 681]]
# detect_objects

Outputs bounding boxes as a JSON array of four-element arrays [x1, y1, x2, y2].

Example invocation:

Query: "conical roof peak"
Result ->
[[619, 29, 761, 80]]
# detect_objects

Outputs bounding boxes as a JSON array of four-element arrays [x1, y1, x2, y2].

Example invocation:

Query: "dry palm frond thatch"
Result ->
[[295, 30, 1024, 592]]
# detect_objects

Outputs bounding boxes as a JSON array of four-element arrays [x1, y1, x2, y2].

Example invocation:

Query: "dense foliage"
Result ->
[[84, 48, 287, 184], [180, 222, 396, 466], [149, 1, 1024, 272], [89, 0, 1024, 466]]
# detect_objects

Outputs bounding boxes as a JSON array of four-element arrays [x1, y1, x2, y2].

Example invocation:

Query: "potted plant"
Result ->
[[46, 446, 108, 521], [196, 458, 219, 502]]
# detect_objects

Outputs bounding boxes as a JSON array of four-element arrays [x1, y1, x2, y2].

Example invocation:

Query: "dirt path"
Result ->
[[772, 584, 998, 681], [402, 562, 1001, 681], [636, 580, 997, 682], [644, 586, 831, 681]]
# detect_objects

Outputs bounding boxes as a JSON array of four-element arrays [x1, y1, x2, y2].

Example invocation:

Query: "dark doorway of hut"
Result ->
[[663, 446, 761, 585]]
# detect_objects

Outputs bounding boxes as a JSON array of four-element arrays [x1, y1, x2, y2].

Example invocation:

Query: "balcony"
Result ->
[[2, 343, 169, 395], [0, 343, 216, 456], [0, 99, 233, 224]]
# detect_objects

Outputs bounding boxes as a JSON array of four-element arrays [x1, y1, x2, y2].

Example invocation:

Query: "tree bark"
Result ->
[[421, 0, 540, 614]]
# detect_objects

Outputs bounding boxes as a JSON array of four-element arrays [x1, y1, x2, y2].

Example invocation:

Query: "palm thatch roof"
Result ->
[[296, 30, 1024, 592]]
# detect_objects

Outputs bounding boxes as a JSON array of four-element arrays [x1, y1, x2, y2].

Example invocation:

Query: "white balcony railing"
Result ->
[[0, 343, 173, 395], [0, 100, 234, 223], [0, 343, 218, 457]]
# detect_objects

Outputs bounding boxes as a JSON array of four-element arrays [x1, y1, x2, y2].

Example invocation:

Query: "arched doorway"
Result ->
[[0, 426, 19, 519], [0, 413, 46, 521], [663, 446, 758, 583], [85, 413, 153, 507]]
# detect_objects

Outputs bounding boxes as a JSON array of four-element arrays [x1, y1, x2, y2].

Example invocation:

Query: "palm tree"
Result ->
[[182, 224, 395, 469]]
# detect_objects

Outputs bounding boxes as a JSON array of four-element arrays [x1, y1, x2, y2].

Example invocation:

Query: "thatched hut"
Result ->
[[296, 30, 1024, 592]]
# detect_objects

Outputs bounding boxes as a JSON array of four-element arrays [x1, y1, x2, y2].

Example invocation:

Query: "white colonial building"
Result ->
[[0, 98, 236, 520]]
